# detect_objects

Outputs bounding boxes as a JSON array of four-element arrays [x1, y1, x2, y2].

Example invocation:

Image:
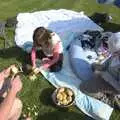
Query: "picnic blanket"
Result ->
[[15, 9, 113, 120]]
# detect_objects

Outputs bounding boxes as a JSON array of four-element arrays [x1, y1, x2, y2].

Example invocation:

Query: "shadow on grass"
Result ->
[[101, 22, 120, 32], [0, 46, 26, 62], [0, 46, 30, 75], [0, 46, 30, 71], [39, 88, 94, 120], [89, 12, 120, 32], [39, 87, 55, 107], [36, 111, 94, 120], [39, 88, 70, 112]]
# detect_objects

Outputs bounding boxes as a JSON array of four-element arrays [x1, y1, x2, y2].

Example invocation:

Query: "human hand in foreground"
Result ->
[[0, 65, 16, 80], [11, 75, 22, 94]]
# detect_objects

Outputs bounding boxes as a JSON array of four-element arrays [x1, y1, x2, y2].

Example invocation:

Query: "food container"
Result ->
[[52, 87, 75, 107]]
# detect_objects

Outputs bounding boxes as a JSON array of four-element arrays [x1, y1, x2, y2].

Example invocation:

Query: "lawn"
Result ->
[[0, 0, 120, 120]]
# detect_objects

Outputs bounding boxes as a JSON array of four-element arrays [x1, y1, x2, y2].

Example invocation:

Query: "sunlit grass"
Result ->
[[0, 0, 120, 119]]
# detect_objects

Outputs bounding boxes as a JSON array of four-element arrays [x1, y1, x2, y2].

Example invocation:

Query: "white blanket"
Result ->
[[15, 9, 113, 120]]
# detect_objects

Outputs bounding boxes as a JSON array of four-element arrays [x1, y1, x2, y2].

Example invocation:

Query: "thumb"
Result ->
[[11, 75, 20, 82]]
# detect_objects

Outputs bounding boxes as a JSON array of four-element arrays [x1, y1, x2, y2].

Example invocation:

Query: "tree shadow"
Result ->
[[0, 46, 30, 75], [0, 46, 27, 63], [89, 12, 120, 32], [36, 111, 94, 120], [100, 22, 120, 32], [39, 87, 55, 107]]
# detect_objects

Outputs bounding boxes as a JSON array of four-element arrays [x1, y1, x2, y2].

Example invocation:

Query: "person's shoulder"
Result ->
[[51, 32, 58, 36], [49, 31, 60, 40], [51, 32, 61, 40]]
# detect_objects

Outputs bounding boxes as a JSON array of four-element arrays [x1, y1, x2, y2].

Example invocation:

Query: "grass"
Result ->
[[0, 0, 120, 120]]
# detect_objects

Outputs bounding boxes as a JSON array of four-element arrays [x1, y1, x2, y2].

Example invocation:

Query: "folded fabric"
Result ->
[[101, 32, 120, 92], [69, 39, 96, 81], [15, 9, 113, 120]]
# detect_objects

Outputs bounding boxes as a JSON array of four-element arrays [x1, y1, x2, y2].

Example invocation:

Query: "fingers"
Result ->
[[11, 75, 22, 93], [14, 75, 20, 80], [11, 75, 20, 84]]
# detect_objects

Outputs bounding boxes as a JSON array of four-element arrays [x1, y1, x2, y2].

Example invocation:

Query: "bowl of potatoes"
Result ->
[[52, 87, 75, 107]]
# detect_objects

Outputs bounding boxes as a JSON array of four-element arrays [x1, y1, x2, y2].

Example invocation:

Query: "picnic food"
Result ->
[[66, 89, 73, 96], [29, 74, 37, 81], [56, 88, 74, 106], [59, 87, 65, 93], [32, 67, 40, 75], [99, 55, 105, 61], [11, 66, 19, 74]]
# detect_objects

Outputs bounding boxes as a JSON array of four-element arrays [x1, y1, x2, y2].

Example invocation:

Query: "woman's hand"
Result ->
[[41, 58, 51, 69], [0, 65, 16, 80], [42, 58, 51, 64], [11, 75, 22, 94]]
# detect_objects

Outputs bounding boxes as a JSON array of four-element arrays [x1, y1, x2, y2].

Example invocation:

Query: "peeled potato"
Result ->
[[61, 92, 67, 98], [29, 74, 37, 81], [57, 93, 61, 99], [67, 96, 72, 103], [66, 89, 73, 96], [62, 99, 68, 105], [57, 102, 61, 105], [57, 93, 63, 101], [56, 88, 74, 106], [62, 93, 67, 100], [59, 88, 65, 93], [11, 66, 18, 74]]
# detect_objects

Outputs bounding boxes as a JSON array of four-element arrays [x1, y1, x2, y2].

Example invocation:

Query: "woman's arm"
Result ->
[[31, 47, 36, 68]]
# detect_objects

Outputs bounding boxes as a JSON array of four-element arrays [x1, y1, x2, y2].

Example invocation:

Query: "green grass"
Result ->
[[0, 0, 120, 120]]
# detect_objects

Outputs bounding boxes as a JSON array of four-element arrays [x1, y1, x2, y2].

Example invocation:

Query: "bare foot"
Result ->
[[26, 117, 32, 120], [23, 113, 32, 120]]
